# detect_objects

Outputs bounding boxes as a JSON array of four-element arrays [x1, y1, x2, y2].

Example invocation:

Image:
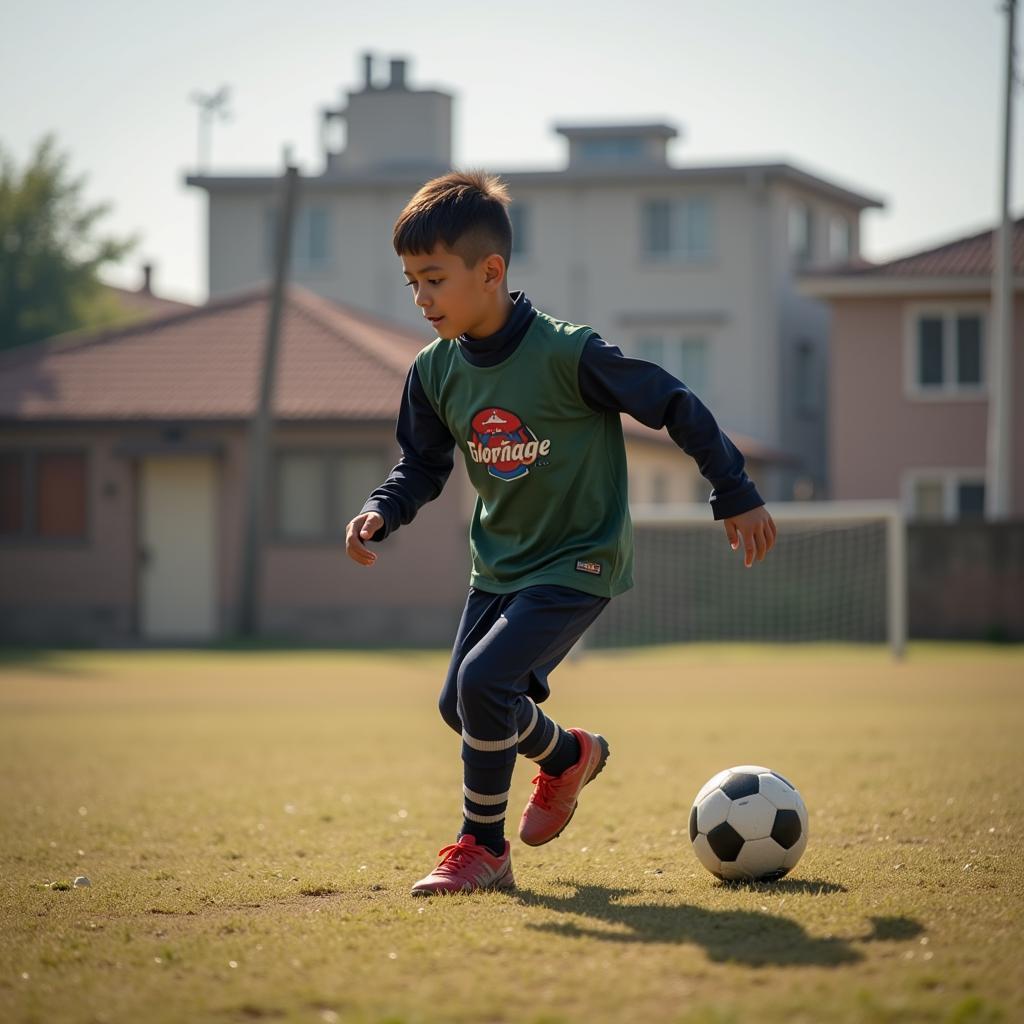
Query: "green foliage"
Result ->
[[0, 133, 139, 351]]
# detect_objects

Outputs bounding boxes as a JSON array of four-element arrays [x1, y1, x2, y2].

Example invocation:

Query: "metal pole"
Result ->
[[987, 0, 1016, 519], [886, 508, 907, 661], [238, 160, 300, 636]]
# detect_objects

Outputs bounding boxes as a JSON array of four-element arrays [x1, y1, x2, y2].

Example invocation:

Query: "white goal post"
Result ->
[[581, 500, 907, 658]]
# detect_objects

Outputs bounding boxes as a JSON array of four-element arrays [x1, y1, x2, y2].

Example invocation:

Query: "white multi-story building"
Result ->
[[187, 53, 883, 501]]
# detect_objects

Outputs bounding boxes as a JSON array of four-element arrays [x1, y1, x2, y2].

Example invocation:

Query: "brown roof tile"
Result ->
[[0, 284, 428, 422], [809, 217, 1024, 278], [107, 285, 195, 319]]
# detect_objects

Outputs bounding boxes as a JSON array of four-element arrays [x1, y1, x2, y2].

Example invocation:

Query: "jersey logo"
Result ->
[[576, 559, 602, 576], [467, 407, 551, 481]]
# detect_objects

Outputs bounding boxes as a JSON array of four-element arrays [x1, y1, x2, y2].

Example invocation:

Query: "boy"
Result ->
[[345, 171, 776, 896]]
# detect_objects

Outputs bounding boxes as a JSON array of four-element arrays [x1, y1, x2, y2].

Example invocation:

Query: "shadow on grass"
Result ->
[[516, 881, 922, 968], [713, 877, 847, 895]]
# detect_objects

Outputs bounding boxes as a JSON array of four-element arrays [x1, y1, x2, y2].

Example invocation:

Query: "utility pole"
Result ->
[[238, 155, 300, 637], [987, 0, 1017, 519]]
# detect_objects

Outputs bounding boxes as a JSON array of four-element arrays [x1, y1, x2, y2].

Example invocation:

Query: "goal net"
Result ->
[[586, 501, 906, 656]]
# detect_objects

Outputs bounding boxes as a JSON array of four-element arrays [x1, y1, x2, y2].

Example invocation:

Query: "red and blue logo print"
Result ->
[[467, 407, 551, 481]]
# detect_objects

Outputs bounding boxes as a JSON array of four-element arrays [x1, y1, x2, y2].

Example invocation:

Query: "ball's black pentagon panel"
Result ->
[[721, 772, 759, 800], [771, 808, 803, 850], [689, 805, 698, 842], [772, 771, 796, 790], [707, 821, 745, 862]]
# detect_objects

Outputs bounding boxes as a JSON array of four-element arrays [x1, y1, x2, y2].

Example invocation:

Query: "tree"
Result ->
[[0, 133, 139, 352]]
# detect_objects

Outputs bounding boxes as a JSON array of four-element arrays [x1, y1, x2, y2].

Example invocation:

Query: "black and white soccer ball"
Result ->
[[689, 765, 808, 882]]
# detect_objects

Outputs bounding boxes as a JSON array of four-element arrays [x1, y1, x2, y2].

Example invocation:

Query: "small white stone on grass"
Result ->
[[74, 876, 91, 887]]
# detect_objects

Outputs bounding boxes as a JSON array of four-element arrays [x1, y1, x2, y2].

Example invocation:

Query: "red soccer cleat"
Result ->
[[518, 728, 610, 846], [410, 834, 515, 896]]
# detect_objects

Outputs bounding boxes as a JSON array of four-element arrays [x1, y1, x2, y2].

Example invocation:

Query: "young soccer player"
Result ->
[[345, 171, 776, 896]]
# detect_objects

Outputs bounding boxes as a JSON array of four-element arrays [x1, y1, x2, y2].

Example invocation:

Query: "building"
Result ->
[[799, 219, 1024, 518], [186, 53, 883, 504]]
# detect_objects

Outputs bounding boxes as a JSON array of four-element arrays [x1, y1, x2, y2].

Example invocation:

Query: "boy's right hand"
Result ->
[[345, 511, 384, 566]]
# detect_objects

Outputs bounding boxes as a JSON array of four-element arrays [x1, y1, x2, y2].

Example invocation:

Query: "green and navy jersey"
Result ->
[[361, 291, 764, 598]]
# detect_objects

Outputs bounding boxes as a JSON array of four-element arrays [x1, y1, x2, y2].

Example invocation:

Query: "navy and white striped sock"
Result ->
[[460, 761, 512, 857], [515, 696, 580, 777]]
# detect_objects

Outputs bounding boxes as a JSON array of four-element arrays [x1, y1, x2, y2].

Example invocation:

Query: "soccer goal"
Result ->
[[585, 500, 907, 657]]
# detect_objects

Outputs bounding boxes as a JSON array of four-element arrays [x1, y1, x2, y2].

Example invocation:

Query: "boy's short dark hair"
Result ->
[[393, 170, 513, 269]]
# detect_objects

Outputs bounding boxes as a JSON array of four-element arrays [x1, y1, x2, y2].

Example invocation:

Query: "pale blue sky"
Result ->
[[2, 0, 1018, 303]]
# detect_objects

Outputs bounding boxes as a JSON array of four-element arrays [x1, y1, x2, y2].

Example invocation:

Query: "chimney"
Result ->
[[324, 56, 453, 173], [389, 58, 407, 90], [140, 262, 153, 294], [362, 52, 374, 90]]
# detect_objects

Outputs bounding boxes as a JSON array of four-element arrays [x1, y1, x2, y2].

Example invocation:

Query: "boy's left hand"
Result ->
[[724, 506, 777, 568]]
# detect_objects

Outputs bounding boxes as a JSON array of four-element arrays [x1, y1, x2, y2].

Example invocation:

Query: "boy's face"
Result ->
[[401, 244, 502, 340]]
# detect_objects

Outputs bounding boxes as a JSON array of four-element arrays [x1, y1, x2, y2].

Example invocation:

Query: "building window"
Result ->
[[509, 202, 528, 259], [794, 338, 818, 417], [275, 449, 386, 542], [642, 198, 713, 262], [0, 450, 87, 541], [265, 204, 332, 274], [908, 471, 985, 521], [827, 215, 852, 262], [651, 471, 669, 504], [908, 309, 985, 395], [0, 453, 25, 535], [278, 453, 327, 539], [636, 334, 710, 397], [579, 137, 645, 164], [333, 452, 385, 534], [788, 201, 814, 266]]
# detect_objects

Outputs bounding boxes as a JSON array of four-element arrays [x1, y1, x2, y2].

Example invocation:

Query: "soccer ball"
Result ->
[[689, 765, 808, 882]]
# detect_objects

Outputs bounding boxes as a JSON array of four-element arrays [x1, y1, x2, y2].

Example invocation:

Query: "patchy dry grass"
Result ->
[[0, 644, 1021, 1023]]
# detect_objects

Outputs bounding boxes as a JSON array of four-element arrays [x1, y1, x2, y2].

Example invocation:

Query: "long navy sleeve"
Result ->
[[578, 334, 764, 521], [359, 363, 455, 542]]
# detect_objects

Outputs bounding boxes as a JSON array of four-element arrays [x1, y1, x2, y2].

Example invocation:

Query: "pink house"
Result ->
[[799, 220, 1024, 517]]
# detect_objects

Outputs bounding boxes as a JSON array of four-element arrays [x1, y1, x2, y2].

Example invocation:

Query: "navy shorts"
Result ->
[[437, 584, 609, 759]]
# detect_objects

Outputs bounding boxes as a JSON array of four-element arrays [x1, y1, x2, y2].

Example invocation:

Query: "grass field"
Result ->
[[0, 644, 1021, 1024]]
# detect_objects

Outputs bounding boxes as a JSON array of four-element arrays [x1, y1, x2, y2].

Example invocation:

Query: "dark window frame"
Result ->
[[910, 308, 986, 395], [271, 447, 389, 545], [0, 447, 91, 546], [640, 196, 714, 264]]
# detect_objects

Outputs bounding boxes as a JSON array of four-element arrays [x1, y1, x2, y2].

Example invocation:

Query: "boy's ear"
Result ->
[[480, 252, 507, 292]]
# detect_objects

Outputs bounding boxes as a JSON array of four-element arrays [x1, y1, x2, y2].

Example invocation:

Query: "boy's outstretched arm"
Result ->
[[344, 362, 455, 567], [577, 333, 777, 566]]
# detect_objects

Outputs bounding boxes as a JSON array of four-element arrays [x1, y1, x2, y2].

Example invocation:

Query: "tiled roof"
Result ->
[[809, 217, 1024, 278], [0, 284, 426, 422], [106, 285, 195, 319]]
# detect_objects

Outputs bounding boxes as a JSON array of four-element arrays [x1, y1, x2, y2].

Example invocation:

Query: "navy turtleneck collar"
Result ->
[[455, 290, 537, 368]]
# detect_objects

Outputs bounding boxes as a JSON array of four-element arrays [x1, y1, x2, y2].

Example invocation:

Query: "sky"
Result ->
[[2, 0, 1019, 304]]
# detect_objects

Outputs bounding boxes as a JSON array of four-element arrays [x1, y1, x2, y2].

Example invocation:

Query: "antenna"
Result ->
[[189, 84, 232, 173]]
